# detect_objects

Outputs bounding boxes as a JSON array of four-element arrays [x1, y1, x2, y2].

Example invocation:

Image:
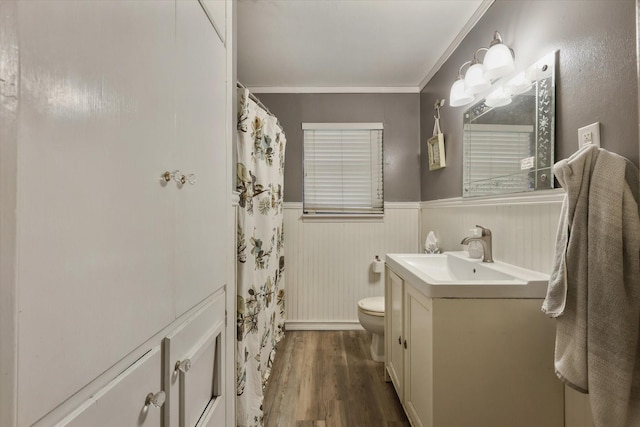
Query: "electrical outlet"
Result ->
[[578, 122, 600, 149]]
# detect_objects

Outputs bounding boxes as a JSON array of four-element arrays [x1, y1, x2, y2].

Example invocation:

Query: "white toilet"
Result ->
[[357, 296, 385, 362]]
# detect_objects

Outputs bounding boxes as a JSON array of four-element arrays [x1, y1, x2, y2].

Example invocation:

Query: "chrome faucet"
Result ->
[[461, 225, 494, 263]]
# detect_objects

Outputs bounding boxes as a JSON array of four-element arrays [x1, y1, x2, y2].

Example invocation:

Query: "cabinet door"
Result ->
[[199, 0, 226, 43], [163, 292, 226, 427], [174, 0, 228, 316], [62, 347, 164, 427], [16, 2, 175, 424], [386, 269, 404, 399], [404, 284, 433, 427]]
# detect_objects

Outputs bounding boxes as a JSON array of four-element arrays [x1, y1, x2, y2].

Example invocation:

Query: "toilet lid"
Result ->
[[358, 296, 385, 314]]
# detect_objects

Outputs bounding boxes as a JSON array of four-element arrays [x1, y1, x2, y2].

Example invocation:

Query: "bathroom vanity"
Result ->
[[385, 252, 563, 427]]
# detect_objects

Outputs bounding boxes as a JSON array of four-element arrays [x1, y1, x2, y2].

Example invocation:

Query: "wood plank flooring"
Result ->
[[263, 330, 410, 427]]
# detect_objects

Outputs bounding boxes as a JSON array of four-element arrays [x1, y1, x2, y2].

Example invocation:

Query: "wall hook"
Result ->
[[434, 99, 445, 120]]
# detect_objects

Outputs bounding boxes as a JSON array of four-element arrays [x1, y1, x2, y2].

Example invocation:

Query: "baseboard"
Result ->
[[285, 321, 364, 331]]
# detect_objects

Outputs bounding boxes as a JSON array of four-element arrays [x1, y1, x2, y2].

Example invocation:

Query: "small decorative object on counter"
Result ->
[[424, 231, 441, 254], [468, 228, 484, 259]]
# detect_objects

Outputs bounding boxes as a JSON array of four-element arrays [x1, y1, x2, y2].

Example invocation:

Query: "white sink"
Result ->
[[385, 251, 549, 298]]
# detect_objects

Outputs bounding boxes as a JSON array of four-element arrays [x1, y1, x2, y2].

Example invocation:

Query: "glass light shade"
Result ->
[[449, 79, 474, 107], [505, 72, 532, 95], [485, 87, 512, 108], [464, 63, 491, 94], [483, 43, 515, 80]]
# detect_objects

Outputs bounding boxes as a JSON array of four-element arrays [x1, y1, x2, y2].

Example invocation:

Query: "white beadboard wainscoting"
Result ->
[[283, 202, 420, 329], [420, 189, 594, 427], [420, 190, 565, 274]]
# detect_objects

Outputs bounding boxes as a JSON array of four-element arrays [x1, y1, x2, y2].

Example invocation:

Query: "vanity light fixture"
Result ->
[[504, 71, 532, 95], [449, 61, 475, 107], [484, 86, 512, 108], [483, 31, 515, 81], [464, 48, 491, 95], [449, 31, 515, 108]]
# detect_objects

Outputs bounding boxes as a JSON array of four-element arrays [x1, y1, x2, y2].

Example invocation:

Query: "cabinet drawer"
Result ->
[[60, 347, 163, 427], [164, 292, 225, 427]]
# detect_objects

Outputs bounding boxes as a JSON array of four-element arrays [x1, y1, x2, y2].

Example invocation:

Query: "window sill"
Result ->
[[301, 213, 384, 223]]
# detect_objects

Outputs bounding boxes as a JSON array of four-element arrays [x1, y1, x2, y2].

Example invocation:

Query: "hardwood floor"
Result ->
[[263, 330, 410, 427]]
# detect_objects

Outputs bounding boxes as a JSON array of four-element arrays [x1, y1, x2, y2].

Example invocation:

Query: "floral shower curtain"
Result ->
[[236, 88, 286, 427]]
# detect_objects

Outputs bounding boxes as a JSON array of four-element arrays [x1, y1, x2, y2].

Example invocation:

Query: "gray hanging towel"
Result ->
[[542, 144, 640, 426]]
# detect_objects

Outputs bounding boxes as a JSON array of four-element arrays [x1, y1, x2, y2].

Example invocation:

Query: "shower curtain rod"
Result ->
[[236, 82, 282, 130]]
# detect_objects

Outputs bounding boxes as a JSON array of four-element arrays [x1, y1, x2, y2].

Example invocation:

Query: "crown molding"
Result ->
[[418, 0, 495, 91], [247, 86, 420, 94]]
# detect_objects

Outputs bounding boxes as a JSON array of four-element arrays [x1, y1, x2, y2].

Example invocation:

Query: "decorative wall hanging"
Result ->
[[427, 99, 446, 171]]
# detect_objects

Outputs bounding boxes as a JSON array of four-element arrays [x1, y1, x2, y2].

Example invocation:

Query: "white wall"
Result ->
[[283, 202, 419, 329], [420, 191, 563, 274]]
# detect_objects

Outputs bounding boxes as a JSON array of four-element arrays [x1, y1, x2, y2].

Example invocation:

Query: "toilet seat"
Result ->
[[358, 296, 384, 317]]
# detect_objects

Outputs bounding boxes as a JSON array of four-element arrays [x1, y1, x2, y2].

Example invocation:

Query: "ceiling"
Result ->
[[237, 0, 492, 92]]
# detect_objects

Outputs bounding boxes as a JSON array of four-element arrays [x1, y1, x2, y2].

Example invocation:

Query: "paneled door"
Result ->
[[174, 0, 228, 316], [386, 269, 405, 399], [403, 284, 433, 427], [16, 2, 176, 424]]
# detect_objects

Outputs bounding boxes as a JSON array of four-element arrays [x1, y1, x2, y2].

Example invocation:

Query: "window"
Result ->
[[463, 123, 533, 196], [303, 123, 383, 215]]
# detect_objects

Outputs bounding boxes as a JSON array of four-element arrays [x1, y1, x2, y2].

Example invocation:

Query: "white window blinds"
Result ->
[[303, 123, 384, 215], [463, 123, 534, 196]]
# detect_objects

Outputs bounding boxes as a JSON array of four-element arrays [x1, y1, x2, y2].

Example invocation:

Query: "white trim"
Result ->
[[301, 214, 384, 223], [247, 86, 420, 94], [384, 202, 421, 209], [284, 201, 421, 210], [231, 191, 240, 207], [420, 189, 565, 209], [418, 0, 495, 90], [197, 0, 225, 46], [285, 321, 364, 331], [284, 202, 303, 209], [302, 122, 383, 130]]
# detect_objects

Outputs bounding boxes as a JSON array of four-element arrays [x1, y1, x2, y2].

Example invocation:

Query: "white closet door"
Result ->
[[16, 2, 175, 424], [174, 0, 228, 316], [200, 0, 226, 43]]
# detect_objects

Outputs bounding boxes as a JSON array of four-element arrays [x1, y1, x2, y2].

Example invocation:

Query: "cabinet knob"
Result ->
[[175, 358, 192, 373], [162, 170, 182, 184], [403, 339, 407, 349], [145, 390, 166, 408], [161, 170, 196, 187], [185, 173, 196, 185], [398, 336, 402, 345]]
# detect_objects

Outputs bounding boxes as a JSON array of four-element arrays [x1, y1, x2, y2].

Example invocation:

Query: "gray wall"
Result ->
[[421, 0, 638, 201], [258, 93, 421, 202]]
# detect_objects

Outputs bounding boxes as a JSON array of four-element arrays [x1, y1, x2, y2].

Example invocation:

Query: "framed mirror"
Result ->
[[463, 51, 556, 197]]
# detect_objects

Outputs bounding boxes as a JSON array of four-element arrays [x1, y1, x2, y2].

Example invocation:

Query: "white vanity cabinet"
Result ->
[[3, 0, 233, 425], [385, 269, 405, 399], [385, 266, 564, 427], [402, 283, 433, 427]]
